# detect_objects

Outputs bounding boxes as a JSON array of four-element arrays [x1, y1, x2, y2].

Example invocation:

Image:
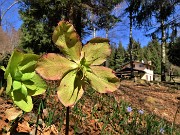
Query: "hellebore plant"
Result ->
[[35, 21, 120, 134], [36, 21, 120, 107], [3, 50, 47, 112], [3, 20, 120, 134]]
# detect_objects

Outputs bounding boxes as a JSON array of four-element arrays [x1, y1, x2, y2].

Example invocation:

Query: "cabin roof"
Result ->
[[122, 61, 154, 68]]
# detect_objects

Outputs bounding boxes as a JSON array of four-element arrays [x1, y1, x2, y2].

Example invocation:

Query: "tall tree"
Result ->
[[136, 0, 179, 81], [19, 0, 122, 54], [108, 45, 116, 70], [124, 0, 142, 78], [168, 37, 180, 67], [114, 42, 126, 70], [144, 39, 161, 74], [127, 38, 142, 61]]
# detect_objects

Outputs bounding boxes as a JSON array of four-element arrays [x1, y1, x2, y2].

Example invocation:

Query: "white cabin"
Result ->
[[118, 61, 154, 81]]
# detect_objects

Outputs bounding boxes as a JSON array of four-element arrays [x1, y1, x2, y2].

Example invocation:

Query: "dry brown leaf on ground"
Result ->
[[0, 87, 4, 96], [16, 121, 31, 133], [5, 107, 23, 121], [41, 124, 59, 135], [0, 119, 8, 131]]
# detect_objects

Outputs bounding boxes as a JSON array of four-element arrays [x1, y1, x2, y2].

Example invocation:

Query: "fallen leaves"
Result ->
[[0, 80, 180, 134], [16, 121, 31, 133], [5, 107, 22, 121]]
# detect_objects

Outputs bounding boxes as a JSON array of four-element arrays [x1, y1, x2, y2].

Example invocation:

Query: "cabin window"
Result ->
[[146, 75, 148, 81], [139, 64, 144, 67]]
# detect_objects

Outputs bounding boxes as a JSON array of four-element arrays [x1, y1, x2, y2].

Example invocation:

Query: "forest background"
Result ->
[[0, 0, 180, 80]]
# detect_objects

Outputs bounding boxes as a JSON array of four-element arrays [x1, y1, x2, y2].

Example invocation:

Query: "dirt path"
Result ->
[[114, 80, 180, 125]]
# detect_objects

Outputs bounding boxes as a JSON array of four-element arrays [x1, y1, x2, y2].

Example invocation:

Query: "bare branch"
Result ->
[[1, 0, 19, 21], [0, 0, 6, 6]]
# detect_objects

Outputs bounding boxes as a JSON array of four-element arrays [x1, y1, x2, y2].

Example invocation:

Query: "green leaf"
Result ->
[[21, 84, 28, 97], [82, 38, 111, 65], [21, 72, 35, 81], [36, 53, 78, 80], [14, 70, 23, 80], [52, 21, 82, 62], [23, 80, 36, 91], [57, 70, 84, 107], [1, 66, 5, 71], [19, 53, 39, 66], [28, 73, 47, 96], [19, 61, 37, 73], [12, 91, 33, 112], [13, 81, 21, 90], [86, 66, 120, 93], [3, 50, 46, 112], [19, 53, 39, 73], [5, 50, 24, 79], [26, 85, 37, 91], [6, 74, 12, 95]]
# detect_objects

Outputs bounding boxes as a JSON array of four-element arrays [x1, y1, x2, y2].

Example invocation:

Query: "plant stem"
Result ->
[[35, 113, 39, 135], [35, 100, 42, 135], [65, 107, 70, 135]]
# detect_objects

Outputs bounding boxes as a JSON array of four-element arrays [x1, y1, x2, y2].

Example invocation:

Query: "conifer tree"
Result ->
[[168, 37, 180, 67], [107, 45, 116, 70], [114, 42, 126, 71], [19, 0, 122, 54], [136, 0, 179, 81], [127, 38, 142, 61], [145, 39, 161, 74]]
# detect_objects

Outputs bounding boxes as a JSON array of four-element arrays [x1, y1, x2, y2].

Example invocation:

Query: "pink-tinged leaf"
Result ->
[[82, 38, 111, 65], [86, 66, 120, 93], [52, 21, 82, 62], [36, 53, 78, 80], [57, 70, 84, 107], [90, 66, 119, 81]]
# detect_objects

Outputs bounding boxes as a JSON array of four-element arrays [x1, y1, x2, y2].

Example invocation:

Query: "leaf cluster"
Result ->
[[36, 21, 120, 107], [3, 50, 47, 112]]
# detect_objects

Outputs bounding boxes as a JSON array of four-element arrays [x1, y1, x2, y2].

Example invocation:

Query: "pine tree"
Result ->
[[108, 45, 116, 70], [114, 42, 126, 71], [124, 0, 142, 78], [168, 37, 180, 67], [127, 38, 142, 61], [19, 0, 64, 54], [19, 0, 123, 54], [136, 0, 179, 81], [145, 39, 161, 74]]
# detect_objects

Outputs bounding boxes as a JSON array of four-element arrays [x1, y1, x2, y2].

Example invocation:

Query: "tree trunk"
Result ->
[[129, 11, 134, 78], [73, 8, 82, 38], [93, 27, 96, 38], [65, 1, 82, 38], [161, 19, 166, 82]]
